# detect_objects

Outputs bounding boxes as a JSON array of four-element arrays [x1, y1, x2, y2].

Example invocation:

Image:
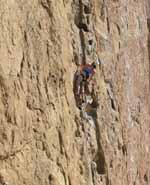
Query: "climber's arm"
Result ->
[[87, 70, 95, 82]]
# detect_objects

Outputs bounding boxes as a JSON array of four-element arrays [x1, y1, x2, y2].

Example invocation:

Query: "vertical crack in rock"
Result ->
[[76, 0, 90, 63], [78, 0, 89, 32], [147, 18, 150, 93], [41, 0, 53, 18], [79, 29, 86, 64], [73, 1, 109, 184], [93, 121, 106, 175]]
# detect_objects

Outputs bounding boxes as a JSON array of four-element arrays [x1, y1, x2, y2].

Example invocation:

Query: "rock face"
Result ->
[[0, 0, 149, 185]]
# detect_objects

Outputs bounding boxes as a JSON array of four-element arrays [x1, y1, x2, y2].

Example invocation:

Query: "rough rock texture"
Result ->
[[0, 0, 149, 185]]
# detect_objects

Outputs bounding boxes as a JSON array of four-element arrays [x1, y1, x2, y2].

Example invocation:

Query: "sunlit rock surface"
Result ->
[[0, 0, 149, 185]]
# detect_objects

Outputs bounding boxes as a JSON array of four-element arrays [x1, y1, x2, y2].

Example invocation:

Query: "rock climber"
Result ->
[[76, 62, 96, 95]]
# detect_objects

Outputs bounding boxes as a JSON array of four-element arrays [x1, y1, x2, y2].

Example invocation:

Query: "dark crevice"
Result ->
[[78, 0, 84, 28], [78, 23, 89, 32], [148, 18, 150, 32], [68, 176, 72, 185], [86, 16, 90, 25], [115, 23, 121, 35], [48, 174, 52, 185], [84, 5, 91, 14], [119, 41, 121, 49], [106, 17, 110, 33], [147, 18, 150, 116], [0, 174, 5, 185], [94, 119, 106, 175], [147, 19, 150, 92], [79, 30, 86, 64], [144, 173, 148, 182], [74, 0, 90, 64], [41, 0, 53, 18], [122, 144, 127, 156], [19, 52, 25, 77], [88, 39, 93, 45], [93, 150, 106, 174], [89, 93, 108, 178], [73, 0, 107, 180], [58, 130, 64, 155], [106, 176, 110, 185], [109, 160, 113, 168], [110, 98, 116, 111], [76, 0, 90, 32]]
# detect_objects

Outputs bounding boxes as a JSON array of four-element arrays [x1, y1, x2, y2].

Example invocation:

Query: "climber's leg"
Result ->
[[80, 80, 86, 102], [76, 74, 83, 95]]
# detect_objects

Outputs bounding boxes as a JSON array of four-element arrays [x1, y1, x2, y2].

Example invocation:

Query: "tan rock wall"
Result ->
[[0, 0, 149, 185]]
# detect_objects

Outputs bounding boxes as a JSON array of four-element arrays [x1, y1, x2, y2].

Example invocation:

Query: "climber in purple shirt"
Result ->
[[76, 62, 96, 95]]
